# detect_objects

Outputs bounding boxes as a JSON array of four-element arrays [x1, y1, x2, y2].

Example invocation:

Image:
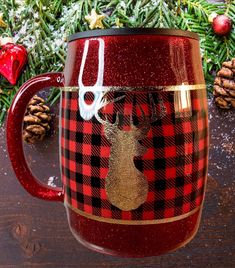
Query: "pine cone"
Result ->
[[213, 58, 235, 109], [23, 95, 52, 143]]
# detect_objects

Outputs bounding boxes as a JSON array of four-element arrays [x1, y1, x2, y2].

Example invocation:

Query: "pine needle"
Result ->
[[0, 0, 234, 125]]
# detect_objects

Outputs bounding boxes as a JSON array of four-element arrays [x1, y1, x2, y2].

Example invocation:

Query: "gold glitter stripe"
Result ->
[[61, 84, 206, 92], [65, 202, 201, 225]]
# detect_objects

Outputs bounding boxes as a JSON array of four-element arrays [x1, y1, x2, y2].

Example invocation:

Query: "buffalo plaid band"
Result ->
[[60, 86, 208, 221]]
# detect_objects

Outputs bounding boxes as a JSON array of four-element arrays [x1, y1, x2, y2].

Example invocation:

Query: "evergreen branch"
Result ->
[[177, 12, 192, 31], [225, 0, 234, 15], [0, 0, 235, 124], [182, 0, 226, 20]]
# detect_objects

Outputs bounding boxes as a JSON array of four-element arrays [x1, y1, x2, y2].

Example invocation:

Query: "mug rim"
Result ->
[[68, 28, 199, 42]]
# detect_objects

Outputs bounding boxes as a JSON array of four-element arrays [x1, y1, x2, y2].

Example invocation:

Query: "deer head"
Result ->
[[95, 93, 163, 211]]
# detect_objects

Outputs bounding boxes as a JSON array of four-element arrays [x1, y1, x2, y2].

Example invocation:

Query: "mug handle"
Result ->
[[7, 72, 64, 201]]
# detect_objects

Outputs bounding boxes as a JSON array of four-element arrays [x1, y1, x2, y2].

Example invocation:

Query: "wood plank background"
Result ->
[[0, 95, 234, 267]]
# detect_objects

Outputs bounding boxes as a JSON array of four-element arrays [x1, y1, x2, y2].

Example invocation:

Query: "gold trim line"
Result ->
[[65, 202, 201, 225], [61, 84, 206, 92]]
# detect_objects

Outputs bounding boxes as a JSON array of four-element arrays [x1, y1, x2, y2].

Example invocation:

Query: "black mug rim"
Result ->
[[68, 28, 199, 42]]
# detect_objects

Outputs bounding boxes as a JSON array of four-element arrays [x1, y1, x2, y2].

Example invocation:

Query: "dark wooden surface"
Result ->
[[0, 97, 234, 268]]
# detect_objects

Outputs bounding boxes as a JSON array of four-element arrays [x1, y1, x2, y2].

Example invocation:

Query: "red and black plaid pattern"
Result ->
[[60, 88, 208, 220]]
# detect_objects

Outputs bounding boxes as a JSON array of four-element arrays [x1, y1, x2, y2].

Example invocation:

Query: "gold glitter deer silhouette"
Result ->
[[95, 94, 164, 211]]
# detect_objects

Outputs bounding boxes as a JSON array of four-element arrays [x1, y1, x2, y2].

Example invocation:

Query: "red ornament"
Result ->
[[0, 42, 27, 85], [212, 14, 232, 36]]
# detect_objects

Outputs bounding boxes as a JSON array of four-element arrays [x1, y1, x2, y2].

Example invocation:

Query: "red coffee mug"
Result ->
[[7, 28, 209, 257]]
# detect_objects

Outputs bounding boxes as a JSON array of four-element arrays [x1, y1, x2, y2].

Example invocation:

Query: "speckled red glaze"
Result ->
[[63, 33, 207, 257], [66, 207, 201, 257], [7, 29, 208, 257], [64, 35, 204, 86], [7, 73, 64, 201]]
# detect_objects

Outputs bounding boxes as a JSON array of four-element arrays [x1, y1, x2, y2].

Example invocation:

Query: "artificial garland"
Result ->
[[0, 0, 234, 125]]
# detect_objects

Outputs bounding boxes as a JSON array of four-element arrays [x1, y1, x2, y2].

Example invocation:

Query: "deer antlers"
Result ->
[[95, 92, 166, 133], [129, 93, 166, 139], [94, 94, 125, 126]]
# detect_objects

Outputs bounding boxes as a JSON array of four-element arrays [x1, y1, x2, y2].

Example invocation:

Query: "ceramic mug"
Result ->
[[7, 28, 209, 257]]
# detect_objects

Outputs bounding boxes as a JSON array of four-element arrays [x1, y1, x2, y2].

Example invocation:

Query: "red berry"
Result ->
[[212, 15, 232, 36]]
